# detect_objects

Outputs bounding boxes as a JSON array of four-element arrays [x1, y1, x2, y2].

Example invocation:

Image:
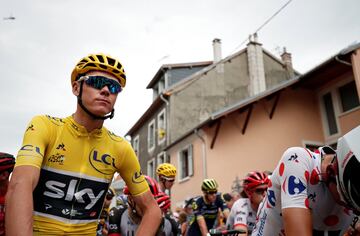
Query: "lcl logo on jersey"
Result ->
[[89, 149, 116, 175], [44, 179, 105, 210], [20, 144, 43, 156]]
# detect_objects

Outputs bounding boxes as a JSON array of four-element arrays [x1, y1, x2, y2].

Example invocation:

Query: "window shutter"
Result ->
[[188, 144, 193, 176]]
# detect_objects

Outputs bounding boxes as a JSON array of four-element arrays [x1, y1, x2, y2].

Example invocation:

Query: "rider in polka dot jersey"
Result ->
[[252, 126, 360, 236]]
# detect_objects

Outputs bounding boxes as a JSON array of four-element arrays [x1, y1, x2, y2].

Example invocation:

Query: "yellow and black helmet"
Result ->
[[201, 178, 218, 192], [156, 163, 177, 178], [71, 53, 126, 87]]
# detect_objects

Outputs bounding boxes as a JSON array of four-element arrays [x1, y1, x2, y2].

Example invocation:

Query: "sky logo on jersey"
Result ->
[[33, 169, 108, 220], [89, 149, 116, 175], [288, 175, 306, 195], [43, 179, 105, 209]]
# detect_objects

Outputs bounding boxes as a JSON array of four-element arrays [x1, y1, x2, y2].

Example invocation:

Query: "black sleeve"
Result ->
[[166, 214, 180, 236], [108, 206, 127, 234]]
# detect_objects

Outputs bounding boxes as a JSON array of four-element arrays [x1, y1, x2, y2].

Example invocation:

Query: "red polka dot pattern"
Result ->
[[279, 162, 285, 176], [323, 215, 339, 226], [310, 169, 320, 185], [304, 170, 310, 183]]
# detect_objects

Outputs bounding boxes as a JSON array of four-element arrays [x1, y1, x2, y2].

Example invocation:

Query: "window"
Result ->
[[157, 109, 166, 144], [132, 135, 139, 158], [158, 79, 165, 94], [322, 92, 338, 135], [339, 81, 360, 112], [305, 143, 322, 152], [147, 158, 155, 178], [178, 144, 193, 180], [157, 152, 167, 165], [148, 120, 155, 151]]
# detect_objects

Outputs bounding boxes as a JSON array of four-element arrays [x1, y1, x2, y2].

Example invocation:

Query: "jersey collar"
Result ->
[[66, 116, 104, 138]]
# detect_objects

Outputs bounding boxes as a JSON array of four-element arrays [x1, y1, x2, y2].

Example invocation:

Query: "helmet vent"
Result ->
[[97, 55, 105, 63], [107, 57, 115, 66], [99, 64, 107, 70], [85, 63, 97, 68], [88, 56, 95, 61]]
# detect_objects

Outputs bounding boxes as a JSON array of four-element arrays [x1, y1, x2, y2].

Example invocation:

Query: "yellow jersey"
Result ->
[[15, 115, 149, 235]]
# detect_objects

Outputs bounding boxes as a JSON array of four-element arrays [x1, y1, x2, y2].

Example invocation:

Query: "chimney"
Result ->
[[247, 33, 266, 96], [212, 38, 222, 63], [280, 47, 294, 78]]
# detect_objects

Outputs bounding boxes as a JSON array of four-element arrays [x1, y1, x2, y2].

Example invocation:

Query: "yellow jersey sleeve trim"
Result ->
[[15, 115, 51, 169], [114, 140, 149, 196]]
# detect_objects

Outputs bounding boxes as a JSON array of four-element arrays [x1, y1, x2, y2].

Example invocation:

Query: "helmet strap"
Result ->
[[77, 81, 115, 120]]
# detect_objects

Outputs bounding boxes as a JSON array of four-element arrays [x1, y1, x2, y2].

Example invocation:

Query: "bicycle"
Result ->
[[209, 228, 246, 236]]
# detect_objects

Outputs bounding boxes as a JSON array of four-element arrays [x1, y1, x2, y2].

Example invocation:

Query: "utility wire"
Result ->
[[167, 0, 294, 95], [231, 0, 294, 54]]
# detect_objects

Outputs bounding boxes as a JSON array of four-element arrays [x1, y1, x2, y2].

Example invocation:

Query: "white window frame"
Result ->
[[147, 158, 155, 178], [302, 140, 323, 152], [318, 77, 355, 143], [157, 151, 167, 166], [177, 144, 193, 181], [337, 80, 360, 114], [148, 119, 155, 152], [157, 109, 166, 145], [132, 135, 140, 159]]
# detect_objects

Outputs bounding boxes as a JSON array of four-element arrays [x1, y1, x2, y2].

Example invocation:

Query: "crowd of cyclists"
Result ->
[[0, 53, 359, 236]]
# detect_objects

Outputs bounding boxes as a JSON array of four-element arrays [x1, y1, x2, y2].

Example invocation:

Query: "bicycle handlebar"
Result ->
[[209, 228, 246, 236]]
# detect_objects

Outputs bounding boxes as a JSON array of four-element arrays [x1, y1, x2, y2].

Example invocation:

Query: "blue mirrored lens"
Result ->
[[85, 76, 122, 94]]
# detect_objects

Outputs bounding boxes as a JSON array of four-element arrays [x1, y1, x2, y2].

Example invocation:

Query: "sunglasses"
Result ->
[[162, 176, 175, 182], [253, 188, 267, 195], [205, 190, 217, 195], [79, 76, 122, 94], [106, 195, 114, 200]]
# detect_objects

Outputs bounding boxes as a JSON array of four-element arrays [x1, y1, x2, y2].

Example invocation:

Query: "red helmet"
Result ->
[[243, 171, 269, 191], [123, 175, 160, 196], [155, 192, 171, 212], [0, 152, 15, 173]]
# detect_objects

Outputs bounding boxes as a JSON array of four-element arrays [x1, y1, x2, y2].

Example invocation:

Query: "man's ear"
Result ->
[[0, 171, 10, 180], [72, 81, 80, 96], [326, 161, 338, 183]]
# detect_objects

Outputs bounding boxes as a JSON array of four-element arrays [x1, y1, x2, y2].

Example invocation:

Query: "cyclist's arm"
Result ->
[[233, 224, 248, 235], [283, 208, 312, 236], [222, 208, 230, 221], [279, 147, 313, 236], [114, 142, 162, 235], [6, 116, 48, 235], [181, 222, 188, 236], [196, 216, 209, 236], [132, 190, 162, 236], [6, 166, 40, 235]]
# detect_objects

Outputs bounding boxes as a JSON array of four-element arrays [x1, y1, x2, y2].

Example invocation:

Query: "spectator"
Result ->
[[0, 152, 15, 236]]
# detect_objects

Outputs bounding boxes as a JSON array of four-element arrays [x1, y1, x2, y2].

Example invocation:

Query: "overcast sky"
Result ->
[[1, 0, 359, 155]]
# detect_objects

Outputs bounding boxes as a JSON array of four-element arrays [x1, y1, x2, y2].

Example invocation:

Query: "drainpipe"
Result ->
[[160, 93, 170, 146], [335, 56, 352, 66], [194, 129, 207, 179]]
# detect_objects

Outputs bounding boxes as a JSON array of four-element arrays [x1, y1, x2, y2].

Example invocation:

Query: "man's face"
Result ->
[[204, 190, 217, 203], [161, 175, 175, 189], [249, 184, 268, 207], [73, 71, 119, 116]]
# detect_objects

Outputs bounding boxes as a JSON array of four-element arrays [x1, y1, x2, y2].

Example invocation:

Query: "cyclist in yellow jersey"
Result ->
[[6, 54, 162, 235]]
